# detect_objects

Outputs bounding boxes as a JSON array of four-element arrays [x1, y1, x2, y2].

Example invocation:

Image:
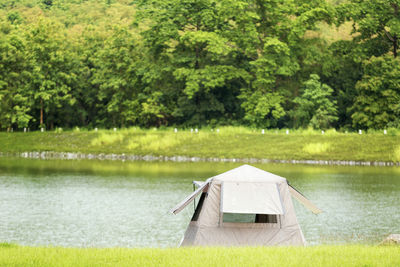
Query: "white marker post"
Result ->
[[24, 128, 26, 133], [174, 128, 178, 133], [359, 130, 362, 135], [384, 129, 387, 135], [286, 129, 289, 135], [195, 128, 198, 133], [261, 129, 265, 134]]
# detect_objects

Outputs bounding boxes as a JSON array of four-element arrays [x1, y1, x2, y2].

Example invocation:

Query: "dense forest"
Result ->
[[0, 0, 399, 130]]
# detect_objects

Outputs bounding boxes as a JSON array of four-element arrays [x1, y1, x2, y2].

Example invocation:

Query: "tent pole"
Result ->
[[193, 183, 196, 212]]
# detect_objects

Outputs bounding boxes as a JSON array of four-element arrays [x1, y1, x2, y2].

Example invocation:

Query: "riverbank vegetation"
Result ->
[[1, 127, 400, 162], [1, 0, 399, 131], [0, 244, 399, 267]]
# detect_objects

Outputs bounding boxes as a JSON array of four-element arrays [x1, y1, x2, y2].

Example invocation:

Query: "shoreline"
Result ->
[[1, 151, 399, 166]]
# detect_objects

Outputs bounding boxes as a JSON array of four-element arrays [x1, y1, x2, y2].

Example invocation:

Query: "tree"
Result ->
[[292, 74, 338, 129], [25, 18, 76, 129], [0, 22, 31, 129], [65, 25, 110, 128], [136, 0, 333, 127], [92, 26, 141, 127], [338, 0, 400, 58], [351, 56, 400, 129], [322, 40, 362, 128], [136, 0, 249, 126], [334, 1, 400, 129]]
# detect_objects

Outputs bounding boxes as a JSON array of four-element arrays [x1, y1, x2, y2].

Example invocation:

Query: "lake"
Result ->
[[0, 157, 399, 247]]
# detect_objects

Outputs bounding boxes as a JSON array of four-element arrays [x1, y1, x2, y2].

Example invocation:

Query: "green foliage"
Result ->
[[136, 0, 332, 127], [322, 40, 362, 128], [337, 0, 399, 58], [0, 0, 398, 130], [7, 11, 23, 24], [325, 0, 400, 129], [0, 22, 31, 129], [240, 90, 285, 127], [292, 74, 338, 129], [351, 56, 400, 129], [24, 18, 77, 128], [136, 0, 251, 126], [92, 26, 140, 127]]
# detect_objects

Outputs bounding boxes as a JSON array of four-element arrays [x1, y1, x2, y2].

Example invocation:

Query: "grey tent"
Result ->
[[171, 164, 321, 246]]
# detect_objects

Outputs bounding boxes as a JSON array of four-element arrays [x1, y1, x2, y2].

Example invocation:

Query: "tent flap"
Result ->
[[222, 182, 284, 215], [289, 185, 322, 214], [170, 178, 211, 214]]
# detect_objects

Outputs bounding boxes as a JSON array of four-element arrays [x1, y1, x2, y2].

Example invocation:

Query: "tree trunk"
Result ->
[[40, 98, 44, 126], [393, 4, 398, 58], [195, 20, 200, 69]]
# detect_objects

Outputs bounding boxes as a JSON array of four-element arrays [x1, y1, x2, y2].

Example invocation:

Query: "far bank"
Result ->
[[1, 127, 399, 164]]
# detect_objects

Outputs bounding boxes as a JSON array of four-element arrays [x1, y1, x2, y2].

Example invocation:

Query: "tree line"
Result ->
[[0, 0, 399, 130]]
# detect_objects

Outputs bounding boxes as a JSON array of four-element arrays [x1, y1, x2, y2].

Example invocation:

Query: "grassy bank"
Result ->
[[1, 127, 400, 162], [0, 244, 399, 267]]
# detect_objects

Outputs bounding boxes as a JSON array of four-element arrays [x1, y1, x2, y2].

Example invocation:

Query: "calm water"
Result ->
[[0, 158, 399, 247]]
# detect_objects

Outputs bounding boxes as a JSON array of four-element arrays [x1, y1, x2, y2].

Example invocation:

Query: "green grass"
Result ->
[[0, 245, 399, 267], [1, 127, 400, 162]]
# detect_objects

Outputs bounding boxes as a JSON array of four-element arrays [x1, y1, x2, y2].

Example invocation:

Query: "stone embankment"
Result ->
[[0, 151, 399, 166]]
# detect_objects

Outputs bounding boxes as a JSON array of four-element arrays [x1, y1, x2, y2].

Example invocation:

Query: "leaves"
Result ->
[[351, 56, 400, 129], [0, 0, 398, 130], [292, 74, 338, 129]]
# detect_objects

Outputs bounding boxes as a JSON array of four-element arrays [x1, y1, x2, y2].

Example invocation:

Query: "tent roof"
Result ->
[[212, 164, 286, 183], [171, 165, 322, 215]]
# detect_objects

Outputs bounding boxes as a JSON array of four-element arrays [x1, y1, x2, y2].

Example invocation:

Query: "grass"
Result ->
[[0, 245, 399, 267], [1, 127, 400, 162], [303, 142, 331, 154]]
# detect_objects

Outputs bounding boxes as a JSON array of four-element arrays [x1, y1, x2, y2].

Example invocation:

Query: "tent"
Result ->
[[170, 164, 321, 246]]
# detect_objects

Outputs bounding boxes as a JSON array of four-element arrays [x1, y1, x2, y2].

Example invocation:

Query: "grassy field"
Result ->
[[1, 127, 400, 162], [0, 244, 399, 267]]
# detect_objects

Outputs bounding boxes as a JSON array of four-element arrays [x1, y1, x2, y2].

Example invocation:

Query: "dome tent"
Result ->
[[171, 164, 321, 246]]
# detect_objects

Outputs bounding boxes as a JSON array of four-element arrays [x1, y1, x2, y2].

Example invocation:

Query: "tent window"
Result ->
[[255, 214, 277, 223], [191, 193, 206, 221], [223, 213, 278, 224], [223, 213, 254, 223]]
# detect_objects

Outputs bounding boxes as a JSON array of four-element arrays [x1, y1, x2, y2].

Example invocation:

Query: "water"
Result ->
[[0, 158, 399, 247]]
